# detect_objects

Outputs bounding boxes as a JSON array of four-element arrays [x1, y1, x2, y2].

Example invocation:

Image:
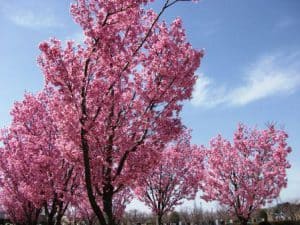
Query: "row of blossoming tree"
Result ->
[[0, 1, 292, 225]]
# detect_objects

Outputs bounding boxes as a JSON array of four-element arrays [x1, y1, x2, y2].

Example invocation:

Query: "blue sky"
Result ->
[[0, 0, 299, 212]]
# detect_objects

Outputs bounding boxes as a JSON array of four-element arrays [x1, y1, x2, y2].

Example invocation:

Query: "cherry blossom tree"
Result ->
[[0, 149, 42, 225], [37, 0, 203, 225], [201, 124, 292, 225], [135, 132, 204, 225], [0, 91, 80, 225], [66, 197, 97, 225]]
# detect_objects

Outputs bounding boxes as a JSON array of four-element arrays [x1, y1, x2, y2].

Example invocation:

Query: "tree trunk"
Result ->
[[47, 214, 55, 225], [55, 199, 68, 225], [55, 215, 63, 225], [156, 213, 163, 225], [44, 200, 57, 225], [48, 220, 55, 225], [103, 184, 116, 225], [238, 217, 248, 225], [81, 129, 108, 225]]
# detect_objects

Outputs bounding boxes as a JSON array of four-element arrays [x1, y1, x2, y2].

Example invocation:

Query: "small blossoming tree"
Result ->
[[202, 124, 292, 225], [135, 132, 204, 225]]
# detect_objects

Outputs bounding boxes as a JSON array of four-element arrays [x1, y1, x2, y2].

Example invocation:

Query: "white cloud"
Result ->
[[192, 74, 227, 108], [192, 52, 300, 108], [0, 2, 62, 29], [8, 10, 61, 29]]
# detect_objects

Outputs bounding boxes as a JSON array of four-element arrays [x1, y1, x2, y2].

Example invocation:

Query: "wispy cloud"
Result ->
[[192, 51, 300, 108], [192, 74, 227, 108], [1, 2, 62, 29]]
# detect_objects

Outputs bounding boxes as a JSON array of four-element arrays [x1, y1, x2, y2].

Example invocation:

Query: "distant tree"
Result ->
[[169, 211, 180, 224], [69, 197, 98, 225], [216, 206, 232, 224], [135, 133, 204, 225], [272, 202, 300, 221], [258, 209, 268, 222], [122, 210, 154, 225], [178, 204, 207, 225], [202, 124, 292, 225], [190, 204, 204, 225]]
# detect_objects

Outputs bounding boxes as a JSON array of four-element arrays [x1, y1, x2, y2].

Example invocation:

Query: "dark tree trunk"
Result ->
[[44, 198, 57, 225], [25, 206, 40, 225], [48, 219, 55, 225], [34, 208, 41, 225], [103, 187, 116, 225], [156, 213, 163, 225], [46, 209, 56, 225], [55, 199, 69, 225], [55, 215, 63, 225], [238, 217, 248, 225], [82, 129, 108, 225]]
